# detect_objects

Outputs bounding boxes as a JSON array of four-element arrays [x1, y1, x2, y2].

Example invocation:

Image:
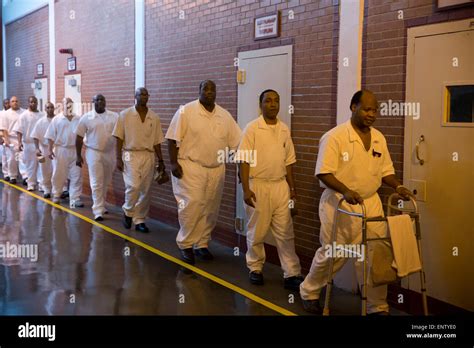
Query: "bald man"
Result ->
[[166, 80, 241, 264], [113, 87, 166, 233], [45, 98, 83, 207], [14, 96, 44, 191], [75, 94, 118, 221], [0, 96, 25, 184], [299, 90, 413, 315], [31, 102, 56, 198]]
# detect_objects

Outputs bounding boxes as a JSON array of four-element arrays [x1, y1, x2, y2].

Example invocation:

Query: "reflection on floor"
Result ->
[[0, 182, 407, 316]]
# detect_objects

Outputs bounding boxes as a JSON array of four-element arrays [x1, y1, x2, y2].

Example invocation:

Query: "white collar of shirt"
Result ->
[[133, 106, 152, 120], [58, 113, 78, 121], [197, 100, 219, 118], [25, 110, 41, 116], [345, 119, 381, 149], [89, 109, 107, 119], [257, 115, 282, 131]]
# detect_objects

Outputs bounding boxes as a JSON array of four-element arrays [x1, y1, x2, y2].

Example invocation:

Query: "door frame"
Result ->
[[404, 18, 473, 187], [235, 45, 293, 235], [34, 77, 48, 112], [237, 45, 293, 130]]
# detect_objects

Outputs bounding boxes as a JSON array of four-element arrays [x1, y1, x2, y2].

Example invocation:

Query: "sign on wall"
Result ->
[[36, 63, 44, 76], [254, 11, 280, 40], [67, 57, 76, 72]]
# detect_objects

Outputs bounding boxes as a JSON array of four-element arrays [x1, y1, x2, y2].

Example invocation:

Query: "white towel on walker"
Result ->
[[387, 214, 421, 277]]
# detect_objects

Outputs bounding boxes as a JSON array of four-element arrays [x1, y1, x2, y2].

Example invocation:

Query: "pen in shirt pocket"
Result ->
[[372, 149, 382, 157]]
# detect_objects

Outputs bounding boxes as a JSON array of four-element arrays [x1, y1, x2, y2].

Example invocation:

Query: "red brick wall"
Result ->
[[53, 0, 135, 201], [144, 0, 340, 267], [362, 0, 474, 201], [5, 6, 49, 106]]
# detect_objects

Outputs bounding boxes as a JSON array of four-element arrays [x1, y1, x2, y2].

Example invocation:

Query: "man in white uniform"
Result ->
[[299, 90, 413, 314], [238, 89, 302, 290], [75, 94, 118, 221], [0, 96, 25, 184], [45, 98, 83, 207], [14, 96, 44, 191], [166, 80, 241, 265], [0, 98, 11, 179], [31, 102, 56, 198], [113, 87, 166, 233]]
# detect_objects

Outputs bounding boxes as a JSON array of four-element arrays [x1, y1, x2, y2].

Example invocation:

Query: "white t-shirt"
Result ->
[[165, 99, 242, 168], [14, 110, 45, 143], [237, 115, 296, 180], [31, 115, 54, 146], [315, 119, 395, 198], [44, 113, 81, 147], [112, 106, 164, 152], [0, 108, 25, 139], [74, 109, 118, 152]]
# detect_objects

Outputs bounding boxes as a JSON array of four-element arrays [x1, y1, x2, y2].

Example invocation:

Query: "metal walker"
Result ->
[[322, 193, 429, 316]]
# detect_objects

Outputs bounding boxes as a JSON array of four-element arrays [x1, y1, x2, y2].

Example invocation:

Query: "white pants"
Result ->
[[52, 146, 82, 202], [37, 160, 43, 190], [22, 142, 39, 189], [245, 179, 301, 278], [1, 144, 8, 177], [6, 141, 19, 178], [300, 189, 389, 314], [85, 147, 115, 217], [172, 159, 225, 250], [122, 150, 155, 225], [39, 143, 54, 194], [19, 151, 27, 179]]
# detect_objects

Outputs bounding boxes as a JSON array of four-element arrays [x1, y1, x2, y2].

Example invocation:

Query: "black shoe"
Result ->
[[194, 248, 214, 260], [302, 299, 321, 314], [249, 271, 264, 285], [180, 248, 195, 265], [135, 223, 149, 233], [22, 178, 28, 186], [43, 193, 51, 199], [60, 191, 69, 199], [10, 178, 17, 184], [284, 275, 304, 291], [95, 216, 104, 222], [4, 176, 10, 182], [123, 214, 132, 229]]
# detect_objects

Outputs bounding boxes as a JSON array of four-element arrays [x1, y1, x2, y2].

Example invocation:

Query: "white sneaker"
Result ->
[[70, 199, 84, 208]]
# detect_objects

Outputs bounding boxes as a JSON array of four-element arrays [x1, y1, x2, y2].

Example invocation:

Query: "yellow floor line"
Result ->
[[0, 179, 297, 316]]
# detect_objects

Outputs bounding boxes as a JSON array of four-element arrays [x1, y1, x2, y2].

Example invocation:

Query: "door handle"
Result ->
[[415, 135, 425, 165]]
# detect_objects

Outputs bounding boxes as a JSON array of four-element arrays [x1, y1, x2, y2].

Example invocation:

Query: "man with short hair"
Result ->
[[45, 98, 83, 207], [14, 96, 44, 191], [113, 87, 166, 233], [166, 80, 241, 264], [299, 90, 413, 315], [0, 98, 11, 179], [31, 102, 56, 198], [0, 96, 25, 184], [75, 94, 118, 221], [237, 89, 303, 290]]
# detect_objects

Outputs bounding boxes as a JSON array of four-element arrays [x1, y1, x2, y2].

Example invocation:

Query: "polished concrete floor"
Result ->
[[0, 178, 407, 316]]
